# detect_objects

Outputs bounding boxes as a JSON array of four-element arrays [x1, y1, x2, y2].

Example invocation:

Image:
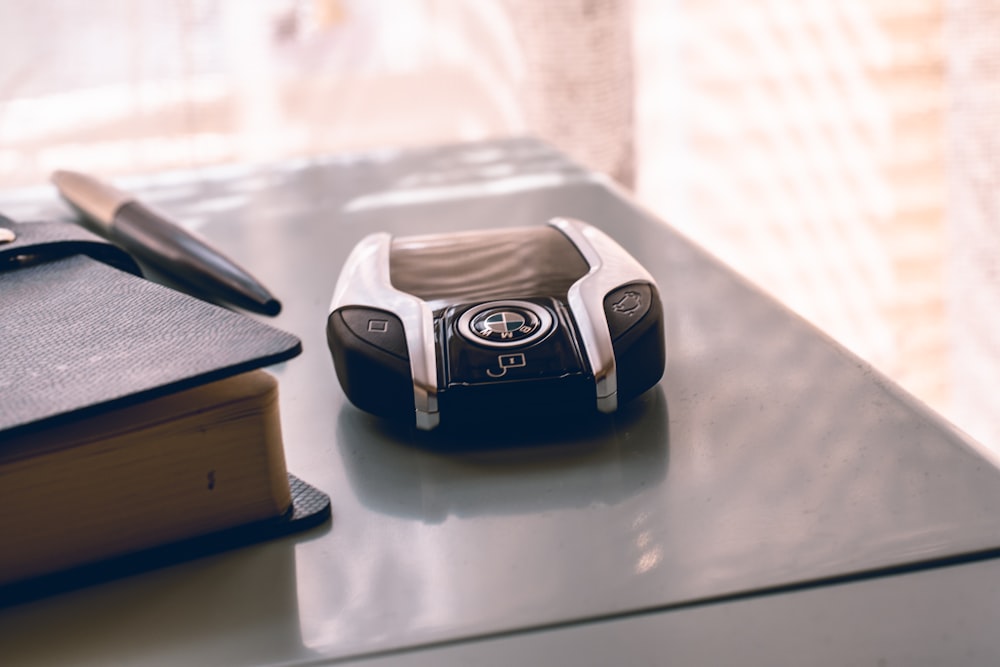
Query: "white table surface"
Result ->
[[2, 138, 1000, 665]]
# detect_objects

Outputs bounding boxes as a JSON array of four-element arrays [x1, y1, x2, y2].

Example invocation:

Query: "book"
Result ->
[[0, 217, 329, 600], [0, 370, 291, 586]]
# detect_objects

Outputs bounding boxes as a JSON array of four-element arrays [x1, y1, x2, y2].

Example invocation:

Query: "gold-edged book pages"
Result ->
[[0, 370, 291, 586]]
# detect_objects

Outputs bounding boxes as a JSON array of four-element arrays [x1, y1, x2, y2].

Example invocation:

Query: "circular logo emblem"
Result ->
[[472, 308, 538, 342], [457, 300, 554, 348]]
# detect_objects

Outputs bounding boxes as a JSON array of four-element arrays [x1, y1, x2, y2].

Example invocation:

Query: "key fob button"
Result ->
[[339, 307, 409, 360], [604, 283, 653, 341]]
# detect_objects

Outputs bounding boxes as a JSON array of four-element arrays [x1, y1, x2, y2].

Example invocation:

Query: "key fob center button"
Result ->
[[457, 300, 554, 348]]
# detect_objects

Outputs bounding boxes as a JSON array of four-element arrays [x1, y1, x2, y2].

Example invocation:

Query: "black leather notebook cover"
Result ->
[[0, 217, 301, 436], [0, 216, 330, 603]]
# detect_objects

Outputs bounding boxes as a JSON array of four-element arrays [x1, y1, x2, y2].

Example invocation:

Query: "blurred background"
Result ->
[[0, 0, 997, 448]]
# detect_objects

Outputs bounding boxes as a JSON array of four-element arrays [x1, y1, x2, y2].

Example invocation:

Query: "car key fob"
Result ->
[[326, 218, 665, 430]]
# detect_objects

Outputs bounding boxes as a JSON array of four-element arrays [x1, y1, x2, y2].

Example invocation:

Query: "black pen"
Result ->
[[51, 170, 281, 316]]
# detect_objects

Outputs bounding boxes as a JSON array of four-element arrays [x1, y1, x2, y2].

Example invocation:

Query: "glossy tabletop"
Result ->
[[2, 138, 1000, 665]]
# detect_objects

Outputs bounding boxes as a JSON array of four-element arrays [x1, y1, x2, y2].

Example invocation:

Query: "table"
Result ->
[[2, 138, 1000, 665]]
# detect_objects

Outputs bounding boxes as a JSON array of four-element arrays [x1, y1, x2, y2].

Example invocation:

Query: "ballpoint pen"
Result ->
[[51, 170, 282, 316]]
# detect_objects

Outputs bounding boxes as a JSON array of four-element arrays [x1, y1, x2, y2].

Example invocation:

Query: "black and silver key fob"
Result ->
[[326, 218, 665, 430]]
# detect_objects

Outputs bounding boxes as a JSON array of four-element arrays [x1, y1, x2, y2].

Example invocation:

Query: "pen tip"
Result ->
[[261, 299, 282, 317]]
